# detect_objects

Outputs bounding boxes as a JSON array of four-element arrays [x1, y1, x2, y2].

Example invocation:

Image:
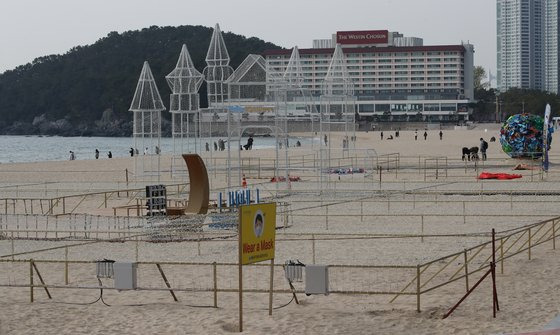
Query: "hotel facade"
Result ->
[[263, 30, 475, 122]]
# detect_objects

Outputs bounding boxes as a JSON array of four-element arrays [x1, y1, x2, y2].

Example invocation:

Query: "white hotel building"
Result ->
[[263, 30, 475, 122]]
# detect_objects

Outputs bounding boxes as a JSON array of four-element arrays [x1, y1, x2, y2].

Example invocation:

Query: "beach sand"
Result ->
[[1, 125, 560, 334]]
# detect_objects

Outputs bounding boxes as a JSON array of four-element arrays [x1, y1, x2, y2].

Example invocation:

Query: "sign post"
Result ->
[[238, 203, 276, 332]]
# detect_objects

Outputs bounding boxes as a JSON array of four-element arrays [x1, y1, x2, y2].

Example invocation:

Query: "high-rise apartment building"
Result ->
[[545, 0, 559, 93], [497, 0, 560, 94]]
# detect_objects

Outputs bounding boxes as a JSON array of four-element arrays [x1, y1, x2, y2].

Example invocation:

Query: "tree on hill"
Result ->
[[0, 25, 281, 135]]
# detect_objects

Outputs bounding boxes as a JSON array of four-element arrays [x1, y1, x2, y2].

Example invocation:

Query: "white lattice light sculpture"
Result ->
[[204, 23, 234, 106], [129, 61, 166, 180], [320, 44, 357, 189], [166, 44, 204, 169], [226, 54, 267, 102]]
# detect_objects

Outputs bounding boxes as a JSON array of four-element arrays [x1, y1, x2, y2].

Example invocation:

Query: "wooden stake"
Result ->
[[312, 234, 316, 264], [156, 263, 178, 302], [500, 238, 504, 274], [269, 258, 274, 316], [238, 210, 243, 333], [213, 262, 218, 308], [416, 264, 421, 313], [30, 259, 34, 303], [463, 250, 469, 292], [421, 216, 424, 243], [553, 220, 556, 250], [65, 247, 69, 285], [32, 262, 52, 299], [528, 228, 532, 260]]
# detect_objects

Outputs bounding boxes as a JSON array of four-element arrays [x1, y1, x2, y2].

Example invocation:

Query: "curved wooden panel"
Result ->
[[182, 154, 209, 214]]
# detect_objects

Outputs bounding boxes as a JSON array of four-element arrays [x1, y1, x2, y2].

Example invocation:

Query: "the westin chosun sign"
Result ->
[[336, 30, 389, 45]]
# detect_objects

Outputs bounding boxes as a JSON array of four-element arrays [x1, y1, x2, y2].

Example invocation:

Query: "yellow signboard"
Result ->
[[239, 203, 276, 265]]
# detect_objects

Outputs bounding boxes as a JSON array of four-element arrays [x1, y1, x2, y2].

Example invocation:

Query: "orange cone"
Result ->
[[242, 175, 247, 189]]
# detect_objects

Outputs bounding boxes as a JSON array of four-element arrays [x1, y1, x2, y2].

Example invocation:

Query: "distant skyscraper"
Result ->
[[545, 0, 560, 93], [497, 0, 559, 94]]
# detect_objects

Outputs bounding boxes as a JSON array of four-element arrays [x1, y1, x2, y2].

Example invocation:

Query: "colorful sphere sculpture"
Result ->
[[499, 113, 553, 158]]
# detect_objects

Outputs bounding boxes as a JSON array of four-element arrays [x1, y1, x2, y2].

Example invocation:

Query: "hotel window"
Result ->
[[424, 103, 440, 111]]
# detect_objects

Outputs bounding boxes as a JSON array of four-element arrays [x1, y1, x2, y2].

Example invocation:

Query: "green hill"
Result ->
[[0, 25, 281, 136]]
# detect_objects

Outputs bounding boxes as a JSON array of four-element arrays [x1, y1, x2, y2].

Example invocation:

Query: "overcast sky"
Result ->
[[0, 0, 496, 77]]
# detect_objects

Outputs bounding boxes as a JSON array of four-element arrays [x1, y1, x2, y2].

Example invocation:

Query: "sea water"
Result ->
[[0, 135, 314, 163]]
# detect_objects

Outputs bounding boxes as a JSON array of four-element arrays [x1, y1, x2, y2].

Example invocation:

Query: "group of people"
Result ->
[[128, 146, 160, 157], [70, 146, 165, 160], [379, 129, 442, 141], [70, 149, 112, 160], [213, 139, 227, 151]]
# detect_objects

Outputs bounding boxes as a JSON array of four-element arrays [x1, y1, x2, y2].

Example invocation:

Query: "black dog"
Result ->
[[469, 147, 479, 161], [462, 147, 479, 161], [462, 147, 470, 161]]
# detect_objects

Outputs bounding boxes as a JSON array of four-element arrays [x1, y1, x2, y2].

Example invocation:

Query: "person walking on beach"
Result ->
[[95, 149, 99, 159], [69, 151, 75, 161], [480, 137, 488, 161], [423, 131, 428, 140], [415, 130, 418, 141], [324, 134, 328, 146], [129, 148, 134, 157], [439, 130, 443, 140], [380, 131, 384, 140], [107, 151, 112, 159]]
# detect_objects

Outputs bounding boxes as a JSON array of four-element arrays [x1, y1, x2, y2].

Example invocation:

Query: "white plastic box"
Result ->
[[305, 265, 329, 295], [113, 262, 137, 290]]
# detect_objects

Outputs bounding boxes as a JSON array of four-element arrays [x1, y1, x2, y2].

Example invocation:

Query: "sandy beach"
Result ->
[[1, 125, 560, 335]]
